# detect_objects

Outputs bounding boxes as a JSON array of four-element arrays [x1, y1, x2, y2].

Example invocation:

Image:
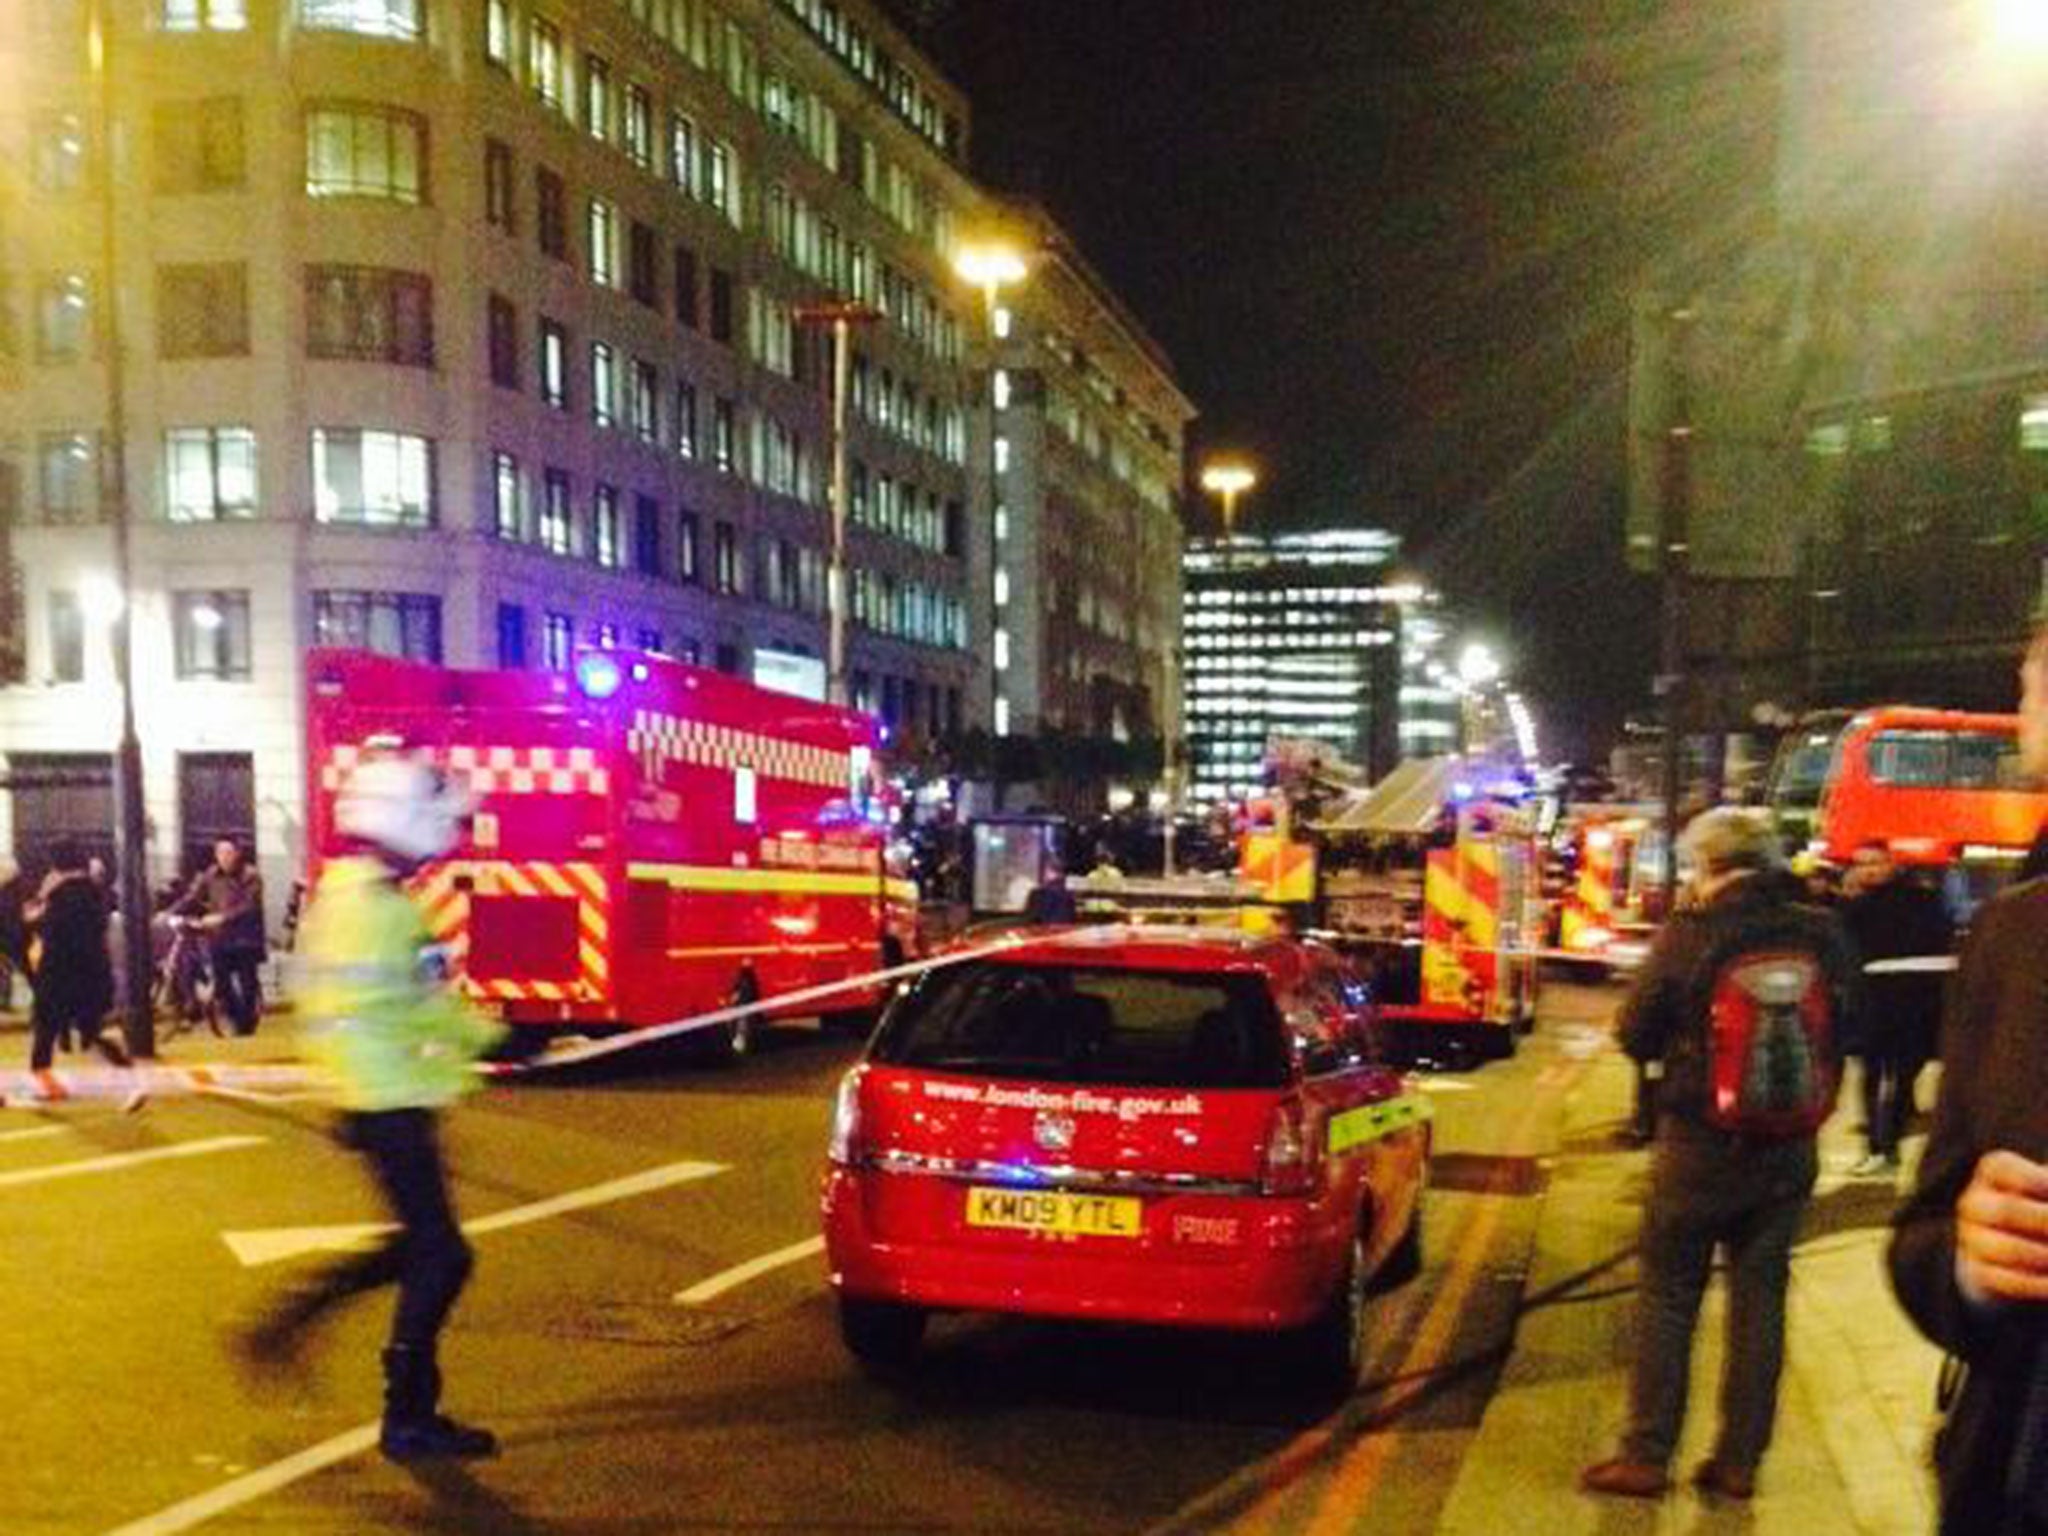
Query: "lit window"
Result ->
[[992, 369, 1011, 410], [993, 436, 1010, 474], [542, 611, 573, 668], [172, 590, 252, 680], [35, 273, 92, 363], [304, 265, 432, 366], [994, 696, 1010, 736], [587, 198, 618, 286], [540, 468, 572, 554], [305, 104, 426, 203], [164, 427, 257, 522], [300, 0, 421, 41], [994, 507, 1008, 542], [593, 483, 621, 568], [530, 19, 564, 111], [38, 433, 97, 523], [310, 427, 434, 526], [2023, 396, 2048, 453], [590, 341, 616, 427], [484, 0, 512, 67], [312, 590, 441, 661], [48, 591, 86, 683], [623, 84, 652, 169], [993, 568, 1009, 607], [539, 317, 568, 408], [992, 305, 1012, 339], [161, 0, 247, 30], [993, 628, 1010, 671], [583, 56, 612, 142], [492, 450, 522, 538], [631, 358, 658, 442]]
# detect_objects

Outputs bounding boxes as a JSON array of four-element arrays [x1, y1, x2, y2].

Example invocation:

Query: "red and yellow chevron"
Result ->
[[411, 859, 610, 1006]]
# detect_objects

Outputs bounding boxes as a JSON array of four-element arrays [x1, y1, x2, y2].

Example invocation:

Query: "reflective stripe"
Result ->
[[1327, 1094, 1434, 1155]]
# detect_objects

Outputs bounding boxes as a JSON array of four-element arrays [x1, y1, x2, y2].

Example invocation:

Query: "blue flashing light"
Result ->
[[575, 652, 624, 701], [1451, 780, 1475, 801]]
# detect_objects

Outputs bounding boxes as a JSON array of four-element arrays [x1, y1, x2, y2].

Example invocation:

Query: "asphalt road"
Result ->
[[0, 984, 1614, 1536]]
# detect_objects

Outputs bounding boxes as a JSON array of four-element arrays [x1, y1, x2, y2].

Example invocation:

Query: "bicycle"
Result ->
[[155, 914, 222, 1040]]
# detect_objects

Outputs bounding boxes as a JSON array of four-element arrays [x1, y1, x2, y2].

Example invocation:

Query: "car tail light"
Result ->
[[828, 1067, 866, 1166], [1260, 1095, 1323, 1197]]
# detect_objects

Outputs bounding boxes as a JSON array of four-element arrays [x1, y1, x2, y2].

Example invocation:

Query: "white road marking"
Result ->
[[97, 1422, 379, 1536], [0, 1135, 265, 1191], [1415, 1078, 1477, 1094], [222, 1157, 729, 1266], [0, 1124, 68, 1144], [674, 1235, 826, 1305]]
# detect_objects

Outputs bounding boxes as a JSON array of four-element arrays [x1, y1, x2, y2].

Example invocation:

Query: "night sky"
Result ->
[[910, 0, 1784, 758]]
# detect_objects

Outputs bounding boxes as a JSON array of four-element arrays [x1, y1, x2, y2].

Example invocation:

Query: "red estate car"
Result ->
[[821, 926, 1432, 1387]]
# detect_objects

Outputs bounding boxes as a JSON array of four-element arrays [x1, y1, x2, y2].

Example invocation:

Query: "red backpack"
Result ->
[[1704, 948, 1839, 1137]]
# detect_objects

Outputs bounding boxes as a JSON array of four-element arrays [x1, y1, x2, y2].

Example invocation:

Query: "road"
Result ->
[[0, 984, 1616, 1535]]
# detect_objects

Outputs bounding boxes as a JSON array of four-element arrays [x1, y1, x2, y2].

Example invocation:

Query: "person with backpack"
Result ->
[[1891, 624, 2048, 1535], [1581, 807, 1859, 1503]]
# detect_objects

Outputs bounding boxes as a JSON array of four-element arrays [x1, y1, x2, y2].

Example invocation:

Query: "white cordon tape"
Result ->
[[487, 929, 1061, 1077], [0, 1063, 324, 1108], [1863, 955, 1959, 975]]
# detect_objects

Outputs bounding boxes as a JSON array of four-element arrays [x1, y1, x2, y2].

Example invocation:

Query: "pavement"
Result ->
[[1434, 1032, 1945, 1536]]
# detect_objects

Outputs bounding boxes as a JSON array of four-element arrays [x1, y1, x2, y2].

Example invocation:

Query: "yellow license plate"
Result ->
[[965, 1186, 1144, 1239]]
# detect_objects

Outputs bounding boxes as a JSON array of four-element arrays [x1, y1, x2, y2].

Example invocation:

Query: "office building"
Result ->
[[1181, 529, 1410, 802], [0, 0, 1086, 901], [971, 200, 1192, 748]]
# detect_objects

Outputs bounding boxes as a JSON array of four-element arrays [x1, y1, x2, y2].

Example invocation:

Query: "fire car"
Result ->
[[305, 647, 918, 1058], [821, 927, 1431, 1388]]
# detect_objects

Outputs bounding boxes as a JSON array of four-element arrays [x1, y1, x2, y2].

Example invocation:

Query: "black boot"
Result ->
[[378, 1344, 498, 1461]]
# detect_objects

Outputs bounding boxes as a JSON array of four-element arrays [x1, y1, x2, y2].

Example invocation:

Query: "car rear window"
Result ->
[[872, 962, 1289, 1090]]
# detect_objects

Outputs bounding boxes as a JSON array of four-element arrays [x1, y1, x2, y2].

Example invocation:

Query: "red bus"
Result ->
[[1767, 706, 2047, 878], [305, 648, 918, 1058]]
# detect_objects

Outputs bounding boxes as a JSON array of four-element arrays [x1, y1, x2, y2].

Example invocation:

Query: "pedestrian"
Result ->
[[238, 755, 503, 1461], [177, 839, 267, 1035], [1022, 861, 1079, 924], [0, 863, 29, 1013], [1891, 622, 2048, 1535], [24, 840, 132, 1074], [1580, 807, 1858, 1503], [1839, 841, 1953, 1178]]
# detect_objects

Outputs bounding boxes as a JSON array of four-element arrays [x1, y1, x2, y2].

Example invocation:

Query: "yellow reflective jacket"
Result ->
[[296, 856, 504, 1112]]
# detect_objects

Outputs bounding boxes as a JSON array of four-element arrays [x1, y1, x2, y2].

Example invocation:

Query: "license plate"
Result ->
[[964, 1186, 1143, 1239]]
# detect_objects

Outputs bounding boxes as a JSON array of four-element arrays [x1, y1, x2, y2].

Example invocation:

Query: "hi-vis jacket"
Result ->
[[297, 855, 504, 1113]]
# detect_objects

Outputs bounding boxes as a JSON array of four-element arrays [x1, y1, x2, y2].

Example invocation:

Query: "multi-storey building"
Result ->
[[1180, 530, 1410, 803], [0, 0, 992, 899], [973, 200, 1191, 749]]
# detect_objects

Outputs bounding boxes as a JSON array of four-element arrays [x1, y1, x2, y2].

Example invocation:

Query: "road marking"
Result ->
[[0, 1124, 68, 1144], [98, 1422, 380, 1536], [0, 1135, 265, 1191], [1415, 1078, 1477, 1094], [222, 1157, 729, 1266], [674, 1235, 826, 1305]]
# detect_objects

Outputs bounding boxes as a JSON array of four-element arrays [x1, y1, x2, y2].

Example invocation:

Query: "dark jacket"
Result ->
[[1022, 881, 1078, 925], [29, 873, 113, 1019], [1841, 875, 1954, 1059], [1618, 870, 1860, 1129], [179, 864, 266, 954], [1891, 880, 2048, 1534]]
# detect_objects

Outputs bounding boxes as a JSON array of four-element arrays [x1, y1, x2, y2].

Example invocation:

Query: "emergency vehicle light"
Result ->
[[576, 652, 624, 700]]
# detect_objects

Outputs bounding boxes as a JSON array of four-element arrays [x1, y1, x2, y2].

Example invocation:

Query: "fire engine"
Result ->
[[305, 648, 918, 1058]]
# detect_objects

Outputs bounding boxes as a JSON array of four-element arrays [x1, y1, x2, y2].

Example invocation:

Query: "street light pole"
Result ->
[[1199, 459, 1257, 802], [794, 302, 877, 709], [93, 0, 154, 1058], [1657, 306, 1696, 914]]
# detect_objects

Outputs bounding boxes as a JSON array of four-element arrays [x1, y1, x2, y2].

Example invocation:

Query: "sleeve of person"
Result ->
[[1617, 921, 1685, 1062], [1889, 898, 2004, 1360], [1822, 914, 1865, 1065]]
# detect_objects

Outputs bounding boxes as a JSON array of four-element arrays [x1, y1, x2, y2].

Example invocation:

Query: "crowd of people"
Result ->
[[1583, 623, 2048, 1535]]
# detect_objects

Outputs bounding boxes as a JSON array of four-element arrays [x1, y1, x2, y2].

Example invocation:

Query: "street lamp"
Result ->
[[1457, 641, 1503, 690], [952, 240, 1028, 742], [91, 0, 155, 1059], [1988, 0, 2048, 50]]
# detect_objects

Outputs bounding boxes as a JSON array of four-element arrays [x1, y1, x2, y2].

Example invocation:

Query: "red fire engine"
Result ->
[[305, 648, 918, 1057]]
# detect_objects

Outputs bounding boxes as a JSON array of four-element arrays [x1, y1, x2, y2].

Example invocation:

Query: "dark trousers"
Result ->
[[1622, 1122, 1818, 1472], [304, 1109, 474, 1350], [29, 999, 124, 1071], [1860, 1047, 1924, 1159], [214, 949, 263, 1036]]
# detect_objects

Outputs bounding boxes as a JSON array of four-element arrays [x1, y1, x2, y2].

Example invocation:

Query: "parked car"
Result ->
[[821, 926, 1431, 1390]]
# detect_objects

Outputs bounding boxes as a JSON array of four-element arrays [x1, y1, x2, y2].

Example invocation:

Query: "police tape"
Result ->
[[0, 1062, 324, 1107], [486, 929, 1066, 1077]]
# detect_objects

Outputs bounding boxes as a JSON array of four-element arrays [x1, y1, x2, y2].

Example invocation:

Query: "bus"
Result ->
[[305, 647, 919, 1058], [1765, 706, 2047, 908]]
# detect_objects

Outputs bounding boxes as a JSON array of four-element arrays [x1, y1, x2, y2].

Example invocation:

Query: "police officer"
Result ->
[[240, 755, 504, 1461]]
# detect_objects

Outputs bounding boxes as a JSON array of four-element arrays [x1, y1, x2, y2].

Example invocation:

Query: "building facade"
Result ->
[[0, 0, 1026, 901], [1180, 530, 1409, 803], [1628, 1, 2048, 726], [972, 201, 1191, 749]]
